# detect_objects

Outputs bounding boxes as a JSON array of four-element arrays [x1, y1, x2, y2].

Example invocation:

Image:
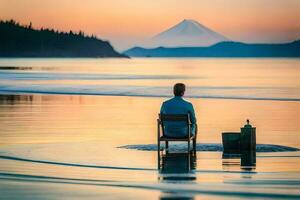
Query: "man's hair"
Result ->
[[173, 83, 186, 96]]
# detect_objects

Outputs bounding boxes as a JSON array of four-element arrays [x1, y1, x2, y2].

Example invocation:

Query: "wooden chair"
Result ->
[[157, 114, 197, 157]]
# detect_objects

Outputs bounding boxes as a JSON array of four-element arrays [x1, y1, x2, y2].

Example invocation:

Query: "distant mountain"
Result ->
[[0, 20, 127, 58], [124, 40, 300, 57], [141, 19, 229, 48]]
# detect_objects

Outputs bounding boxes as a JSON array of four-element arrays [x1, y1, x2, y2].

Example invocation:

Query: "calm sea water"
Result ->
[[0, 58, 300, 100], [0, 58, 299, 199]]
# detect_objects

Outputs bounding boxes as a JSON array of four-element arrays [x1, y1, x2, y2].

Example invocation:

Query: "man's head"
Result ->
[[173, 83, 186, 97]]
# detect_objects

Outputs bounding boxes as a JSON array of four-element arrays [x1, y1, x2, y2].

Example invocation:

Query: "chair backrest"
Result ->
[[159, 114, 190, 122], [159, 114, 190, 136]]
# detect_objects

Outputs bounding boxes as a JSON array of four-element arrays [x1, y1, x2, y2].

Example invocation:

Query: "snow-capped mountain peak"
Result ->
[[143, 19, 229, 48]]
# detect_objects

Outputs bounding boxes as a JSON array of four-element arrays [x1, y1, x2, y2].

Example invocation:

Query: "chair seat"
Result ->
[[160, 135, 195, 141]]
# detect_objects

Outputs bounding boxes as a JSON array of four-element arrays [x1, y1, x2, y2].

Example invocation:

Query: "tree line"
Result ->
[[0, 19, 125, 57]]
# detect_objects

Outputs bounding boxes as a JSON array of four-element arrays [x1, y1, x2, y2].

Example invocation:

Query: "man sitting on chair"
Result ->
[[160, 83, 197, 138]]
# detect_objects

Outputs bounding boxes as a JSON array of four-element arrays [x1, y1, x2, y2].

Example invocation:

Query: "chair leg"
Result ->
[[193, 138, 196, 153], [188, 151, 191, 171], [165, 141, 169, 154], [158, 140, 160, 169]]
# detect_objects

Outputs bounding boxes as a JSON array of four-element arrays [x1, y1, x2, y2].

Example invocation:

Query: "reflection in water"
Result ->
[[222, 153, 241, 171], [222, 151, 256, 171], [0, 66, 33, 70], [241, 151, 256, 171], [159, 152, 197, 199], [159, 153, 197, 178], [0, 94, 34, 105], [160, 195, 194, 200], [0, 94, 86, 105]]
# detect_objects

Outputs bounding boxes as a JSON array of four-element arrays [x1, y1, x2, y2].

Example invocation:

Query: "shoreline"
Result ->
[[1, 91, 300, 102]]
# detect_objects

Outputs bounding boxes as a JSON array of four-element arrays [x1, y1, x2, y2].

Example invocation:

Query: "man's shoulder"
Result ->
[[182, 98, 193, 106], [163, 97, 175, 104], [163, 97, 193, 106]]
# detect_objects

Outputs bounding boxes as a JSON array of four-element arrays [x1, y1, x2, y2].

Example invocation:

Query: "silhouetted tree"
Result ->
[[0, 19, 126, 57], [79, 30, 84, 37]]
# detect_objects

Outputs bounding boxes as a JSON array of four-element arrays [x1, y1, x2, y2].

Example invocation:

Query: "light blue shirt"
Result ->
[[160, 96, 196, 137]]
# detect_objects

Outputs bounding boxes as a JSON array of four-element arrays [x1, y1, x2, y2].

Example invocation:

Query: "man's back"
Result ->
[[160, 96, 196, 138]]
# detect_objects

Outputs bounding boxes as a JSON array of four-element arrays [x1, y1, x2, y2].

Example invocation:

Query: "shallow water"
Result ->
[[0, 58, 300, 199], [0, 58, 300, 100]]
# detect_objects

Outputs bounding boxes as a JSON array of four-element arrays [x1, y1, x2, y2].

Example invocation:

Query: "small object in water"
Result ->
[[222, 132, 241, 154], [241, 119, 256, 151]]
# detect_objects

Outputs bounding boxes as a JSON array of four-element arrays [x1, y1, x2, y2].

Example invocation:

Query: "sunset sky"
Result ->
[[1, 0, 300, 50]]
